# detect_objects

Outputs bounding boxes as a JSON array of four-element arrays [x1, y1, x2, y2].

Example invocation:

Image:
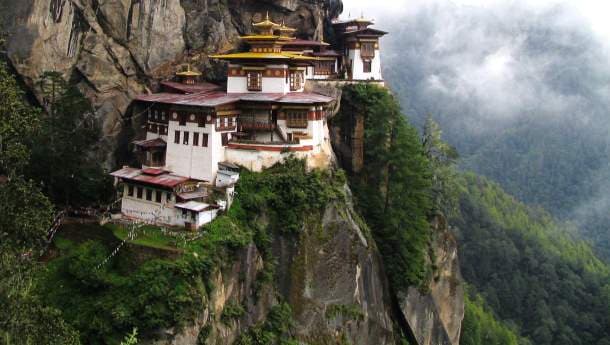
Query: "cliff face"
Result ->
[[144, 190, 398, 345], [1, 0, 341, 165], [401, 215, 464, 345], [329, 103, 465, 345]]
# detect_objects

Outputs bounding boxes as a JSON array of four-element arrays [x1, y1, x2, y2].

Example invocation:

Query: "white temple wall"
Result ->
[[262, 76, 290, 93], [227, 76, 248, 93], [165, 120, 223, 182], [348, 48, 383, 81], [121, 196, 177, 226]]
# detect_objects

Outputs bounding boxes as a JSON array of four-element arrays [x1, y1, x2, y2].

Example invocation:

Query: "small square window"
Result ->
[[193, 132, 199, 146], [174, 131, 180, 144], [137, 187, 143, 199], [201, 133, 209, 147], [146, 189, 152, 201], [183, 131, 190, 145], [155, 191, 162, 203], [247, 71, 262, 91], [363, 60, 372, 73], [127, 185, 134, 197], [222, 133, 229, 146]]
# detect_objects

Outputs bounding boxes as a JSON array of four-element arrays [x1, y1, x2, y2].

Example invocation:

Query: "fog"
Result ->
[[341, 0, 610, 256]]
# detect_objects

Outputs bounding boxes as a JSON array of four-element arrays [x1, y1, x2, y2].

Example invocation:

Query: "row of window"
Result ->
[[314, 61, 336, 75], [127, 185, 171, 204], [150, 110, 168, 122], [148, 123, 169, 135], [173, 131, 230, 147], [245, 71, 304, 91], [174, 131, 209, 147]]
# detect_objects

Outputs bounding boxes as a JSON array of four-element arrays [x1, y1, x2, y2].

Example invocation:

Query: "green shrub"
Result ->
[[221, 301, 246, 325]]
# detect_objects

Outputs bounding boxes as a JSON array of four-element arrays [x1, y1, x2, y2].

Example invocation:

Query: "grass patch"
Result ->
[[106, 224, 181, 251]]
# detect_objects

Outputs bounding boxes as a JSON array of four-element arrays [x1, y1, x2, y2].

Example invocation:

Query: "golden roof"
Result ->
[[239, 35, 294, 42], [278, 20, 297, 36], [176, 64, 202, 77], [252, 12, 280, 30], [176, 71, 202, 77], [209, 52, 319, 61]]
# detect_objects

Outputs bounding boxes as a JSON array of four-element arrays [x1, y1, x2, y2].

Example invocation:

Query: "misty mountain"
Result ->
[[382, 2, 610, 260]]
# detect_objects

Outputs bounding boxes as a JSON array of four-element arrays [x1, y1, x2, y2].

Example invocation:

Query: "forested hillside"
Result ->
[[453, 173, 610, 345], [382, 2, 610, 261]]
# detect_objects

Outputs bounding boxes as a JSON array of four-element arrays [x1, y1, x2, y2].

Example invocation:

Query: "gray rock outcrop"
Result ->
[[400, 215, 465, 345]]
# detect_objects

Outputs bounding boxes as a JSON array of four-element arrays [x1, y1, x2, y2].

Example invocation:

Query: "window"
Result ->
[[146, 189, 152, 201], [166, 192, 172, 202], [222, 133, 229, 146], [179, 113, 187, 126], [198, 114, 206, 128], [174, 130, 180, 144], [128, 185, 134, 197], [361, 42, 375, 58], [290, 71, 303, 91], [183, 131, 190, 145], [155, 191, 162, 203], [201, 133, 209, 147], [247, 71, 262, 91], [193, 132, 199, 146], [363, 60, 372, 73], [137, 187, 143, 199], [228, 117, 234, 127], [287, 110, 308, 128]]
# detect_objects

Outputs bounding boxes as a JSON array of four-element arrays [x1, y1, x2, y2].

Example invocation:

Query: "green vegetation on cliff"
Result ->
[[40, 159, 345, 344], [461, 291, 523, 345], [455, 173, 610, 345], [334, 84, 433, 291], [0, 62, 81, 344]]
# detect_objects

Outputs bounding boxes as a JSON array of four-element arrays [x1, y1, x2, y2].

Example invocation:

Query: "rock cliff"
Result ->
[[1, 0, 341, 166], [400, 215, 464, 345], [144, 190, 399, 345]]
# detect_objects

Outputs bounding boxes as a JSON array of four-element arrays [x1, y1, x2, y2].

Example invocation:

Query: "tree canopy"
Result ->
[[334, 84, 433, 291]]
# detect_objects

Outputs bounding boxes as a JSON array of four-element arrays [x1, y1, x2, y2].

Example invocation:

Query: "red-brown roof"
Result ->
[[135, 91, 240, 107], [111, 167, 191, 189], [343, 28, 388, 36], [141, 168, 167, 176], [133, 138, 167, 149], [313, 50, 341, 57], [160, 81, 221, 94], [136, 91, 333, 107]]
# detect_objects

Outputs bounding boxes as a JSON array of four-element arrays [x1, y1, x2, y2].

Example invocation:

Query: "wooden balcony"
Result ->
[[239, 121, 277, 131]]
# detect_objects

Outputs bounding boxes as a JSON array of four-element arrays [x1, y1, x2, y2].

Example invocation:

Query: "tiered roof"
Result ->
[[210, 13, 333, 63]]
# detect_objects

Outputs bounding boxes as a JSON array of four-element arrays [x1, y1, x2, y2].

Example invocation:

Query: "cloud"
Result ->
[[371, 0, 610, 251], [343, 0, 610, 44]]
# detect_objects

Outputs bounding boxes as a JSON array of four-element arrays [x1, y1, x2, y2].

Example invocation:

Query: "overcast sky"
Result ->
[[342, 0, 610, 44]]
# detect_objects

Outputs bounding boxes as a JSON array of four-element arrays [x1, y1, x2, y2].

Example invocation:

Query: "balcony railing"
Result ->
[[238, 121, 277, 131], [230, 138, 300, 146]]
